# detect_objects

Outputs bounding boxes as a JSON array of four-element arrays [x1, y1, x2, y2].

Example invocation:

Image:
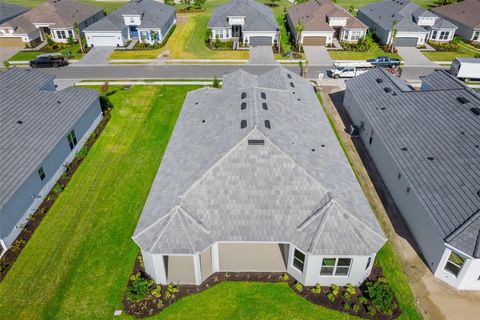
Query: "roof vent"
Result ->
[[16, 120, 23, 124], [202, 119, 205, 123], [287, 74, 292, 79], [261, 92, 266, 99], [380, 107, 386, 110], [241, 102, 247, 110], [457, 96, 469, 104], [240, 120, 247, 129], [195, 102, 198, 105], [290, 82, 295, 88], [248, 139, 264, 145], [384, 87, 391, 93], [57, 100, 61, 104], [264, 120, 271, 129], [477, 190, 480, 198], [262, 102, 268, 110], [470, 107, 480, 116], [311, 148, 315, 152], [427, 156, 435, 161], [401, 147, 408, 151], [241, 92, 247, 99]]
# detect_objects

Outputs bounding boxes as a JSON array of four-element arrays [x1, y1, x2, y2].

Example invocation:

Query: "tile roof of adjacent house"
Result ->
[[84, 0, 175, 32], [1, 0, 102, 34], [432, 0, 480, 29], [133, 67, 386, 256], [0, 2, 28, 24], [358, 0, 455, 33], [345, 68, 480, 258], [0, 68, 99, 209], [208, 0, 278, 32], [287, 0, 367, 32]]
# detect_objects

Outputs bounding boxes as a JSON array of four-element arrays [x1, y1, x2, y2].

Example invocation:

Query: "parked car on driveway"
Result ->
[[30, 54, 68, 68], [367, 56, 400, 67]]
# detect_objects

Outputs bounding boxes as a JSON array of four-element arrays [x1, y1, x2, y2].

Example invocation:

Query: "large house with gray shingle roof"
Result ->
[[83, 0, 176, 47], [358, 0, 457, 47], [432, 0, 480, 43], [208, 0, 279, 46], [0, 68, 102, 258], [133, 67, 386, 286], [344, 68, 480, 290]]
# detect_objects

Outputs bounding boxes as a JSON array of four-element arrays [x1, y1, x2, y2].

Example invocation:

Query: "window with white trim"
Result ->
[[473, 31, 480, 41], [439, 31, 449, 40], [38, 167, 46, 181], [350, 31, 362, 41], [444, 252, 465, 277], [68, 30, 73, 38], [293, 249, 305, 273], [320, 257, 352, 276], [56, 30, 67, 39], [431, 30, 437, 40]]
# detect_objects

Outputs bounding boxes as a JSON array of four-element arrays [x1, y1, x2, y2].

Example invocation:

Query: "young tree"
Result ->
[[212, 76, 220, 88], [151, 31, 159, 44], [73, 21, 84, 53], [294, 20, 304, 51], [388, 19, 398, 53], [347, 5, 354, 13]]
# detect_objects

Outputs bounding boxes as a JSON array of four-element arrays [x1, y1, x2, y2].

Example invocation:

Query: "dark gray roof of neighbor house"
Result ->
[[84, 0, 175, 32], [0, 2, 28, 24], [2, 0, 103, 34], [345, 68, 480, 258], [133, 67, 386, 256], [0, 68, 99, 209], [359, 0, 435, 33], [208, 0, 278, 32], [432, 18, 458, 29], [432, 0, 480, 29]]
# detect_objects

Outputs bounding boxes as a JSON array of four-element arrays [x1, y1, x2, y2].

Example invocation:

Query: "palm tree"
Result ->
[[73, 21, 84, 53], [294, 20, 304, 52], [389, 19, 398, 53]]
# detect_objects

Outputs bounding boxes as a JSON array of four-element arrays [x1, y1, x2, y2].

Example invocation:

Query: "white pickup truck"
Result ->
[[327, 62, 373, 79]]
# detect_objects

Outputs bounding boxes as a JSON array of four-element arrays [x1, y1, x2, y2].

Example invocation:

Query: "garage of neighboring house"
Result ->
[[0, 37, 24, 47], [302, 36, 326, 46], [84, 31, 125, 47], [249, 36, 272, 46], [393, 37, 418, 47]]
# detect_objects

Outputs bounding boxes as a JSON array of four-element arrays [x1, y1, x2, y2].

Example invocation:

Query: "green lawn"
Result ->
[[334, 0, 444, 11], [328, 41, 401, 60], [2, 0, 126, 13], [422, 41, 480, 61], [8, 43, 84, 61], [0, 85, 198, 319]]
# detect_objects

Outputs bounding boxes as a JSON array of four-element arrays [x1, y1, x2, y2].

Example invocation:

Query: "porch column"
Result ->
[[142, 250, 167, 284], [211, 243, 220, 272], [193, 253, 202, 285]]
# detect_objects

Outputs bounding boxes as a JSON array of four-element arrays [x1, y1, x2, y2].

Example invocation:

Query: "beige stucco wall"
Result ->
[[219, 243, 288, 272], [166, 256, 196, 284], [200, 248, 213, 281]]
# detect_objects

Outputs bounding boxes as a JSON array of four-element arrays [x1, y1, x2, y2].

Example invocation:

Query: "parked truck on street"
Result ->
[[450, 58, 480, 82]]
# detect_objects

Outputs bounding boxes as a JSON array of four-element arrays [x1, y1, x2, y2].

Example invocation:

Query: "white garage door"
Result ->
[[91, 35, 119, 47]]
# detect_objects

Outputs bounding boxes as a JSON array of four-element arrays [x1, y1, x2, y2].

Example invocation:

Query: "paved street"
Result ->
[[303, 46, 333, 66], [248, 46, 277, 65]]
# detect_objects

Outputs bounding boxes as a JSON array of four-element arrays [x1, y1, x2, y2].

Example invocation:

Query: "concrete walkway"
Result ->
[[397, 47, 437, 67], [249, 46, 277, 65], [74, 46, 114, 66], [303, 46, 333, 66]]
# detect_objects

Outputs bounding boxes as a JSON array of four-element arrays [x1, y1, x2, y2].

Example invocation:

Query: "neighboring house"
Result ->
[[358, 0, 457, 47], [0, 3, 28, 24], [83, 0, 176, 47], [208, 0, 279, 46], [0, 68, 102, 258], [344, 68, 480, 291], [432, 0, 480, 43], [287, 0, 368, 46], [0, 0, 104, 48], [133, 67, 386, 286]]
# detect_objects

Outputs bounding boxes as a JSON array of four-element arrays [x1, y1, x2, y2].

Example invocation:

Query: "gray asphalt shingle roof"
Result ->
[[84, 0, 175, 32], [345, 68, 480, 258], [208, 0, 278, 32], [133, 67, 385, 256], [0, 68, 99, 209], [0, 2, 28, 24]]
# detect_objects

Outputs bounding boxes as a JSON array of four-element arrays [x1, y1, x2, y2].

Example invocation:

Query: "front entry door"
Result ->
[[232, 25, 242, 37]]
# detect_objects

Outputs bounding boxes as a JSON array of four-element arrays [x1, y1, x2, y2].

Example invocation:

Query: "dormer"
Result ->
[[327, 15, 348, 27], [123, 14, 142, 26], [416, 15, 437, 27], [227, 16, 245, 26]]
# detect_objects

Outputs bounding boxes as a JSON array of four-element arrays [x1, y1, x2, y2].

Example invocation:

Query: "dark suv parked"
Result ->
[[30, 54, 68, 68]]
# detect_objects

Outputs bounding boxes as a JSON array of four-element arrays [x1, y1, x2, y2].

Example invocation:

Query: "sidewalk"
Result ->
[[75, 80, 217, 86]]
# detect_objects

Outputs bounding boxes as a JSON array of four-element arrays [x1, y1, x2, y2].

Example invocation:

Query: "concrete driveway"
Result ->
[[249, 46, 277, 65], [0, 47, 22, 64], [396, 47, 437, 67], [303, 46, 333, 66], [74, 46, 114, 66]]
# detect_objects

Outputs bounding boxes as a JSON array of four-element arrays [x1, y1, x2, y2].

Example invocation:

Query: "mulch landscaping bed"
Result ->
[[124, 255, 400, 319], [0, 109, 111, 283]]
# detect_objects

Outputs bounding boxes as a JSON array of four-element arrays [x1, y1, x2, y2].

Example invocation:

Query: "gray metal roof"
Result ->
[[208, 0, 278, 32], [0, 68, 99, 209], [345, 68, 480, 258], [133, 67, 385, 256], [359, 0, 437, 33], [0, 2, 28, 24], [84, 0, 175, 32]]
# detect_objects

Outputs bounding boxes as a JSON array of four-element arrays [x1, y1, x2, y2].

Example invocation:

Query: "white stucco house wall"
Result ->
[[0, 68, 103, 258], [132, 67, 386, 286], [83, 0, 176, 47], [344, 68, 480, 291]]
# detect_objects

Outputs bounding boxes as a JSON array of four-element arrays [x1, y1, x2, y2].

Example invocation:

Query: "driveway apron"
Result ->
[[74, 46, 114, 66], [303, 46, 333, 66], [248, 46, 277, 65], [396, 47, 437, 67]]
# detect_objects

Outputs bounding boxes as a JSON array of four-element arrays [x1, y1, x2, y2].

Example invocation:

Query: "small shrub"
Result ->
[[358, 296, 368, 305], [326, 292, 335, 302], [165, 283, 179, 300], [10, 238, 26, 252], [367, 305, 377, 316], [367, 278, 395, 315], [76, 146, 89, 160], [311, 283, 321, 294], [330, 284, 340, 296], [127, 272, 153, 301], [343, 292, 352, 301], [342, 303, 350, 311], [345, 283, 356, 295], [294, 282, 303, 292], [52, 183, 63, 194], [99, 95, 113, 112], [352, 304, 360, 313], [212, 76, 220, 88], [137, 255, 144, 269], [225, 272, 231, 278], [151, 285, 162, 298], [280, 272, 289, 281], [101, 81, 109, 93], [156, 299, 164, 309]]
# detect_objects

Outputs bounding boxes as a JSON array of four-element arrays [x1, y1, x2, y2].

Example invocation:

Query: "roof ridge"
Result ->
[[178, 206, 211, 234], [177, 209, 198, 253], [445, 209, 480, 243], [308, 201, 335, 252], [147, 208, 177, 251], [133, 206, 175, 240], [338, 204, 386, 242], [296, 194, 333, 231]]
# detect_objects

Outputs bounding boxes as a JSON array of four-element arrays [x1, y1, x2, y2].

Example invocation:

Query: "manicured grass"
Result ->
[[334, 0, 442, 11], [2, 0, 126, 13], [328, 41, 401, 60], [0, 85, 199, 319], [141, 282, 358, 320], [8, 43, 84, 61], [422, 41, 480, 61]]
